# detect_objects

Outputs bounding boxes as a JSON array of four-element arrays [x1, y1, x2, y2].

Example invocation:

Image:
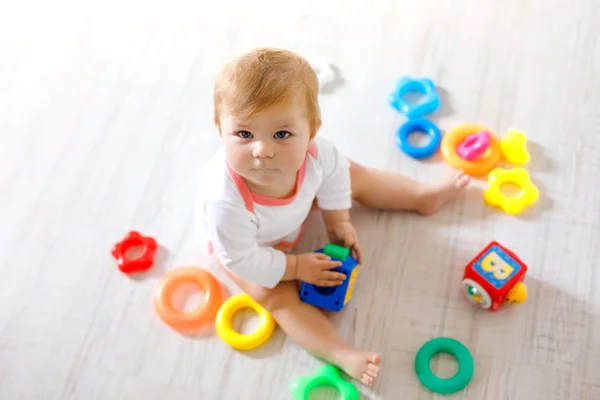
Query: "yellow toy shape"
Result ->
[[481, 251, 514, 280], [501, 129, 530, 165], [215, 293, 276, 351], [484, 168, 539, 215], [343, 266, 360, 305], [505, 282, 528, 304], [472, 292, 484, 303]]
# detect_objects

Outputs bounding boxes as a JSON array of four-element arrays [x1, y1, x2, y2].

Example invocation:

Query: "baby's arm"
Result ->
[[314, 137, 363, 262], [206, 201, 345, 288]]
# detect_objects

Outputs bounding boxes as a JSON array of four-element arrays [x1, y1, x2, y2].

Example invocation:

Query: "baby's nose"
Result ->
[[253, 141, 274, 158]]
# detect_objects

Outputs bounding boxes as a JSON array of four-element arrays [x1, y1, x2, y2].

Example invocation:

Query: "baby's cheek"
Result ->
[[226, 148, 251, 171], [289, 150, 307, 170]]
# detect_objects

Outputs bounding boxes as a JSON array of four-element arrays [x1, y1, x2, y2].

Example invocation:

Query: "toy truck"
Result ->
[[461, 241, 528, 311], [300, 244, 360, 312]]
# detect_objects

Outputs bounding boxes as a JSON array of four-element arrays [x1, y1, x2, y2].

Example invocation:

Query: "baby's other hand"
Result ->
[[327, 221, 363, 264], [296, 252, 345, 286]]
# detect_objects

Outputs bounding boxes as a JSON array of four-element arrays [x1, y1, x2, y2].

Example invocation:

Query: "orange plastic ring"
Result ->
[[154, 266, 223, 332], [441, 124, 502, 176]]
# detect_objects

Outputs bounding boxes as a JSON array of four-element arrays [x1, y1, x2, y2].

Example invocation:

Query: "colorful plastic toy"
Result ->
[[154, 266, 223, 332], [300, 244, 360, 312], [457, 131, 491, 161], [484, 168, 539, 215], [461, 241, 528, 312], [388, 77, 440, 118], [291, 365, 359, 400], [414, 337, 474, 395], [501, 128, 530, 165], [215, 293, 276, 350], [111, 230, 157, 274], [395, 118, 442, 159], [441, 124, 502, 176]]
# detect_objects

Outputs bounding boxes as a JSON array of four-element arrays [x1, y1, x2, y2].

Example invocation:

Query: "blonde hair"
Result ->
[[213, 48, 321, 135]]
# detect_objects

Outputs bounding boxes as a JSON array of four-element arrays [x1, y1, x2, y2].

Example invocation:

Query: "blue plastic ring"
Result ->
[[388, 77, 440, 119], [396, 118, 442, 159]]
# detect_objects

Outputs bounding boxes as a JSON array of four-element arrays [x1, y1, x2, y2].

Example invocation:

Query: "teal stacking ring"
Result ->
[[414, 337, 474, 394], [396, 118, 442, 159]]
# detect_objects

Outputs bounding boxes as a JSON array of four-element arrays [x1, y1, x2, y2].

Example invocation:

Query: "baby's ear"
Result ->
[[310, 120, 322, 139]]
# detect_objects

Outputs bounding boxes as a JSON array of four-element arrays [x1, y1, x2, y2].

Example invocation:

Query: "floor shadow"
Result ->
[[465, 274, 600, 377], [525, 140, 554, 174], [367, 224, 600, 397], [431, 85, 454, 119], [236, 324, 287, 360], [126, 243, 169, 281], [320, 64, 345, 95]]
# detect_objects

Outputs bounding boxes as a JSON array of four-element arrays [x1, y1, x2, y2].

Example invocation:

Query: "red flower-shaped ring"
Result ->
[[111, 231, 157, 274]]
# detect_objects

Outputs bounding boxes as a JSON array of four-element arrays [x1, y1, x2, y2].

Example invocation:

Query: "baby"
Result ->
[[199, 48, 470, 387]]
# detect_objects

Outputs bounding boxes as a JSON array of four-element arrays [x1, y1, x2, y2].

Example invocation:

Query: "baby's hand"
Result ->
[[296, 253, 346, 286], [327, 221, 364, 264]]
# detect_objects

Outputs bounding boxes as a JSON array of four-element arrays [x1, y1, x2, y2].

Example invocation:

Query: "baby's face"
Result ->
[[220, 99, 313, 189]]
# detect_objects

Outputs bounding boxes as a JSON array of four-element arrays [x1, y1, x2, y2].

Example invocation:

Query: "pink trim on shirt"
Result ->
[[225, 164, 255, 213], [308, 142, 318, 159], [225, 143, 318, 209], [251, 160, 307, 206], [225, 161, 306, 207]]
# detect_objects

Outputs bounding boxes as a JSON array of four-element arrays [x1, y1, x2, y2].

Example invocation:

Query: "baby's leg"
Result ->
[[349, 161, 470, 214], [217, 259, 381, 386]]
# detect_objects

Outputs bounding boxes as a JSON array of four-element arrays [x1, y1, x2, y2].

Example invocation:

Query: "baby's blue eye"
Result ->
[[237, 130, 253, 139], [274, 130, 291, 139]]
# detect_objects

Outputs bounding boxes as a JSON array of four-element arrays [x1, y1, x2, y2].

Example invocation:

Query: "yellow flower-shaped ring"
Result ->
[[484, 168, 539, 215], [215, 293, 276, 350]]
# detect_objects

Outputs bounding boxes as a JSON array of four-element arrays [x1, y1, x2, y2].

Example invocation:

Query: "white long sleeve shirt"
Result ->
[[197, 135, 351, 288]]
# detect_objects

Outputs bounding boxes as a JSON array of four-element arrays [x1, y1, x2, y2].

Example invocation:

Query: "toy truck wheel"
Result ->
[[461, 279, 492, 309]]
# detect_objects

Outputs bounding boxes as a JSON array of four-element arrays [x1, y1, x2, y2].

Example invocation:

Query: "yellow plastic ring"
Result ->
[[441, 124, 502, 176], [484, 168, 539, 215], [215, 293, 276, 350]]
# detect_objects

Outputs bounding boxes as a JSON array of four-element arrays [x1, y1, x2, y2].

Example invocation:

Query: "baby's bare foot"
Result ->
[[337, 348, 381, 387], [418, 170, 470, 215]]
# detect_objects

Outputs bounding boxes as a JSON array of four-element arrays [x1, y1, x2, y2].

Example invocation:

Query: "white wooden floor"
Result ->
[[2, 0, 600, 399]]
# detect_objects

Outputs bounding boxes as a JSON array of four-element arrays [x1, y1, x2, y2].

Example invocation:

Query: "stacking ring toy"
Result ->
[[154, 266, 223, 332], [457, 131, 491, 161], [215, 293, 276, 350], [111, 231, 157, 274], [414, 337, 474, 394], [395, 118, 442, 159], [441, 124, 501, 176], [484, 168, 539, 215], [291, 365, 359, 400], [388, 76, 440, 118], [501, 128, 530, 165]]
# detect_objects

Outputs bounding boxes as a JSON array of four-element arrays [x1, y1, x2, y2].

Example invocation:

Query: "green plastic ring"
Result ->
[[414, 337, 474, 394], [291, 365, 359, 400]]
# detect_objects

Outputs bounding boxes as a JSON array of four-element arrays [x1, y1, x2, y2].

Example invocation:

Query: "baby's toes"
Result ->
[[361, 373, 375, 386], [367, 363, 379, 378], [367, 352, 381, 365], [455, 171, 470, 188]]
